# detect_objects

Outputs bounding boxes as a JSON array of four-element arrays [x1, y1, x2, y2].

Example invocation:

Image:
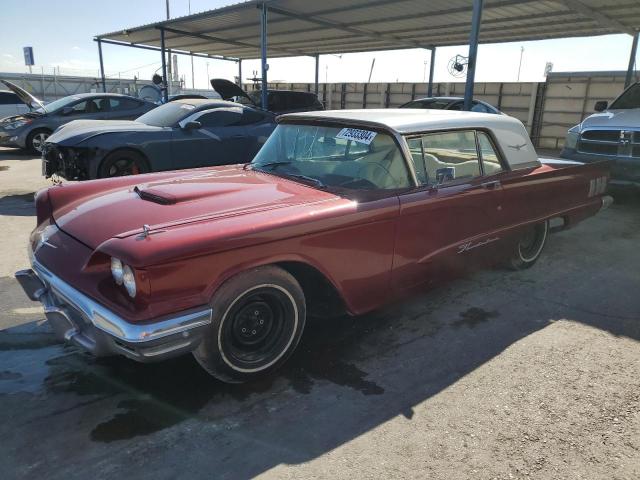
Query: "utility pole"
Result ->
[[206, 62, 210, 87], [165, 0, 172, 95], [189, 0, 195, 89], [517, 46, 524, 82]]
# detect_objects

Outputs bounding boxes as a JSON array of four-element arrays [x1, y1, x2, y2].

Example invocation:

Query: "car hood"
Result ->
[[1, 79, 44, 110], [211, 78, 255, 105], [51, 166, 340, 250], [580, 109, 640, 131], [47, 119, 164, 145]]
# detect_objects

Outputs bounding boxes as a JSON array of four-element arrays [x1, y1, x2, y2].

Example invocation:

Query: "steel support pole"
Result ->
[[238, 59, 242, 87], [427, 47, 436, 97], [314, 54, 320, 96], [260, 3, 269, 110], [97, 39, 106, 93], [464, 0, 484, 111], [625, 31, 639, 88], [160, 27, 169, 102]]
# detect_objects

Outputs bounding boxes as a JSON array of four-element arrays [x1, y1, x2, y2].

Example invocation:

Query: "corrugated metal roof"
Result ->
[[97, 0, 640, 60]]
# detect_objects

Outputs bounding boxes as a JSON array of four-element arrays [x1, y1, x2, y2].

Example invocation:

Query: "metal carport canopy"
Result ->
[[97, 0, 639, 59], [95, 0, 639, 106]]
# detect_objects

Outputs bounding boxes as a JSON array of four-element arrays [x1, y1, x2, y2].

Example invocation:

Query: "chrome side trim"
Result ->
[[31, 261, 212, 344]]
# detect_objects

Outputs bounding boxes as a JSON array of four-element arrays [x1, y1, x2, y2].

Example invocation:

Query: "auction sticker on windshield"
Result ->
[[336, 128, 377, 145]]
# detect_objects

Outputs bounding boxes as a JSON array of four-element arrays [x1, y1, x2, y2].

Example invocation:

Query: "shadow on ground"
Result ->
[[0, 192, 35, 216]]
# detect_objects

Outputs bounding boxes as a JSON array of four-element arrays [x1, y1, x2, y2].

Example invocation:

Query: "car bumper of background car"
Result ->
[[560, 148, 640, 187], [15, 262, 212, 362], [0, 130, 22, 148]]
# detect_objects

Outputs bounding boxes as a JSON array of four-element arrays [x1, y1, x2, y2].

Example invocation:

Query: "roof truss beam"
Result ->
[[265, 4, 430, 50], [560, 0, 635, 35], [156, 26, 311, 58]]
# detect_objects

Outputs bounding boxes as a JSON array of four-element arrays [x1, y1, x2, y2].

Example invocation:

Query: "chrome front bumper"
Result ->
[[15, 262, 212, 362]]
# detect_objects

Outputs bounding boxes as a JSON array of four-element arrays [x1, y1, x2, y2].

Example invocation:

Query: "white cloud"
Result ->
[[2, 53, 15, 59], [71, 46, 81, 51]]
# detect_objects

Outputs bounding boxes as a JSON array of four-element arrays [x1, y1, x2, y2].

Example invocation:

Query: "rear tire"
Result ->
[[26, 129, 51, 154], [508, 220, 549, 270], [98, 150, 150, 178], [193, 266, 306, 383]]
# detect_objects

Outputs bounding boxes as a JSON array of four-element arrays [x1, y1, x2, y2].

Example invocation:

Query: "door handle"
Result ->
[[481, 180, 501, 189]]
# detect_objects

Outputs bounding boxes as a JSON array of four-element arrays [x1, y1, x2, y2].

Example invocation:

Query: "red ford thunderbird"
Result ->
[[16, 109, 611, 382]]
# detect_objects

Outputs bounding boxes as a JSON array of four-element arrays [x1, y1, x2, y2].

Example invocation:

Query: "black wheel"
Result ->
[[193, 266, 306, 383], [508, 220, 549, 270], [26, 129, 51, 154], [98, 150, 149, 178]]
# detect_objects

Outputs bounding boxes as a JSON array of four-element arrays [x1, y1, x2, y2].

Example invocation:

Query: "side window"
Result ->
[[477, 131, 504, 175], [0, 92, 19, 105], [421, 131, 481, 185], [109, 98, 140, 111], [235, 108, 265, 126], [197, 109, 243, 128], [471, 102, 490, 113], [67, 100, 98, 115], [448, 102, 464, 111]]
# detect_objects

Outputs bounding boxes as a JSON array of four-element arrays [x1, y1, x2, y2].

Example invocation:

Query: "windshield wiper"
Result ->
[[250, 161, 292, 171], [280, 173, 326, 189]]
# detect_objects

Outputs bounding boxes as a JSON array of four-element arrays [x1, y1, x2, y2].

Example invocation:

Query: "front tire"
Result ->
[[508, 220, 549, 270], [98, 150, 150, 178], [26, 129, 51, 154], [193, 266, 306, 383]]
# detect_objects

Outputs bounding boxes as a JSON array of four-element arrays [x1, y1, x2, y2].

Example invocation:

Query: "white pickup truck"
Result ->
[[561, 82, 640, 187]]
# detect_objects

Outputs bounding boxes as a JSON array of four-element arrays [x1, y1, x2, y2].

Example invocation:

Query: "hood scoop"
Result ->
[[134, 185, 175, 205], [133, 181, 245, 206]]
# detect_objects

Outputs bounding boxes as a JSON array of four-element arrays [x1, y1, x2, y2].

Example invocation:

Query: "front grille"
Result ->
[[577, 129, 640, 158]]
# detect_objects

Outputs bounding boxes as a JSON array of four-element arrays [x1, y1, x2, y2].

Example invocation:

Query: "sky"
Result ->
[[0, 0, 638, 90]]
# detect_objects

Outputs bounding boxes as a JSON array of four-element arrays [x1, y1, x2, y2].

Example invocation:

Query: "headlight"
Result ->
[[122, 265, 137, 298], [110, 257, 124, 285], [564, 125, 579, 150], [5, 119, 31, 130]]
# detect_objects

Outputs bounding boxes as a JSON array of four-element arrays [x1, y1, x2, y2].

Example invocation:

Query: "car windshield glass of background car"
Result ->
[[251, 124, 412, 190], [610, 83, 640, 109], [33, 95, 82, 114], [136, 101, 196, 126]]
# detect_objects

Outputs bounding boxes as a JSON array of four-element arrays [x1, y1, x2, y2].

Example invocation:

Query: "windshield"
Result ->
[[251, 124, 412, 190], [401, 99, 452, 110], [34, 95, 82, 114], [136, 102, 196, 126], [610, 83, 640, 109]]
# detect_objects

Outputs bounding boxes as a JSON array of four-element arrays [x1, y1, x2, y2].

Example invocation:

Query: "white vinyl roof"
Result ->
[[97, 0, 640, 60]]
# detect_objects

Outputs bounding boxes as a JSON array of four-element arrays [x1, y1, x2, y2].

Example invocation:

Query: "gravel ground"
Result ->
[[0, 147, 638, 480]]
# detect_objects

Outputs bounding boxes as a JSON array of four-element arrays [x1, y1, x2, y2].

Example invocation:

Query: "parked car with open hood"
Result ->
[[16, 108, 611, 383], [400, 96, 502, 114], [0, 80, 156, 153], [561, 82, 640, 187], [42, 98, 276, 180], [211, 78, 324, 114]]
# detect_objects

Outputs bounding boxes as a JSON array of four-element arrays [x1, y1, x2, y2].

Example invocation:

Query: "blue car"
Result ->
[[42, 98, 276, 179]]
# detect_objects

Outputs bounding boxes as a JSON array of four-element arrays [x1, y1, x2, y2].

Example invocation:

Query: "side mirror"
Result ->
[[61, 106, 74, 116], [594, 100, 608, 112], [182, 120, 202, 130]]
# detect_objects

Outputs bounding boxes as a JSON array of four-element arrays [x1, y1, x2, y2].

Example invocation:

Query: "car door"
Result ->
[[172, 107, 250, 169], [392, 130, 505, 291]]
